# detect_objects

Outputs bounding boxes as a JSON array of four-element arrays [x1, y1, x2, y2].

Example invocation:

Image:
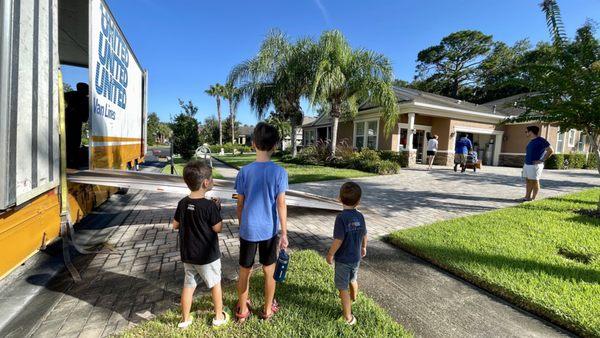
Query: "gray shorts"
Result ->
[[183, 259, 221, 289], [334, 261, 360, 290]]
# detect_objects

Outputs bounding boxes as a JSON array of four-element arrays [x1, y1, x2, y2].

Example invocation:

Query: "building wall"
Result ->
[[378, 117, 399, 151], [337, 121, 354, 146]]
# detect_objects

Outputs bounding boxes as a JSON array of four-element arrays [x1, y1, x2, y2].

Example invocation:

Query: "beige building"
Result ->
[[302, 88, 593, 167]]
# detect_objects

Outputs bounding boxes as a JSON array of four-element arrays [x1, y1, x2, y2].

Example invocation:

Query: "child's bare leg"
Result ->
[[181, 287, 195, 322], [237, 266, 252, 314], [263, 263, 276, 316], [211, 283, 224, 320], [339, 289, 353, 321], [349, 281, 358, 302]]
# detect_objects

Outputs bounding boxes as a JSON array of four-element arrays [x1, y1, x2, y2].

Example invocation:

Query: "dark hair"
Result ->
[[460, 133, 468, 138], [526, 125, 540, 135], [339, 182, 362, 206], [253, 122, 280, 151], [183, 160, 212, 191], [76, 82, 89, 93]]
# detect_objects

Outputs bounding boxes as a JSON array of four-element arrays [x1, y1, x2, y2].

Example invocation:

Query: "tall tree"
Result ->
[[229, 30, 316, 157], [518, 1, 600, 182], [266, 112, 292, 150], [172, 100, 200, 160], [204, 83, 225, 145], [222, 83, 240, 144], [415, 30, 493, 99], [147, 112, 160, 146], [311, 30, 398, 156], [177, 99, 199, 117], [474, 40, 532, 103]]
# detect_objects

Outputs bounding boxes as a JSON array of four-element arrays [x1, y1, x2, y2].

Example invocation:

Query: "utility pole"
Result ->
[[170, 138, 174, 175]]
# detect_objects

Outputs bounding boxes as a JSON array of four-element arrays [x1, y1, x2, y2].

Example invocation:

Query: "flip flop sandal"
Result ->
[[235, 300, 252, 323], [260, 299, 280, 320]]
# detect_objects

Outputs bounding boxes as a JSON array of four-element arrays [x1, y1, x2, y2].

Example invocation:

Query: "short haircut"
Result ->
[[253, 122, 280, 151], [526, 125, 540, 135], [460, 133, 468, 138], [339, 182, 362, 206], [183, 160, 212, 191], [76, 82, 89, 93], [434, 134, 439, 139]]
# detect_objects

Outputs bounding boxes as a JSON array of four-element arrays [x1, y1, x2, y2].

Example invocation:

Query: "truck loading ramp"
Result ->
[[67, 169, 342, 211]]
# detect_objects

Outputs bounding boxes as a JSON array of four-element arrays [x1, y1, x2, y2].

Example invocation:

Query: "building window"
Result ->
[[354, 120, 378, 150], [304, 130, 316, 146], [578, 133, 587, 152], [556, 129, 564, 154], [567, 129, 576, 147]]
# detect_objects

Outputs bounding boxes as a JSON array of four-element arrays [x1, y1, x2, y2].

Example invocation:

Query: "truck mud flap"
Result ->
[[67, 169, 342, 211]]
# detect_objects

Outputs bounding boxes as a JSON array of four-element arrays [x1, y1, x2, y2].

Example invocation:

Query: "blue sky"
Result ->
[[63, 0, 600, 125]]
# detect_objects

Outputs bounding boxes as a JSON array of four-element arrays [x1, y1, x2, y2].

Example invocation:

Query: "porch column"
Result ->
[[406, 112, 417, 166]]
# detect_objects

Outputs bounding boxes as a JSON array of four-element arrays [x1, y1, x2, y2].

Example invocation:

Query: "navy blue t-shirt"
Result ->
[[525, 137, 551, 165], [333, 209, 367, 264]]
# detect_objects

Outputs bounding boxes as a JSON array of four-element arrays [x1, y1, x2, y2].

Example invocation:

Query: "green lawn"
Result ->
[[388, 189, 600, 337], [213, 154, 375, 184], [161, 158, 224, 179], [120, 250, 410, 337]]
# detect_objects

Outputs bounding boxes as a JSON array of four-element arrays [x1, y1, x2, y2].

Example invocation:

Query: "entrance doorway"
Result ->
[[398, 123, 432, 164]]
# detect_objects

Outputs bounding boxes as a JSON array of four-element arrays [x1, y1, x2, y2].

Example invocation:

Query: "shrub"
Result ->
[[379, 150, 408, 167], [585, 151, 598, 170], [208, 142, 252, 154], [377, 160, 401, 175], [546, 153, 589, 169]]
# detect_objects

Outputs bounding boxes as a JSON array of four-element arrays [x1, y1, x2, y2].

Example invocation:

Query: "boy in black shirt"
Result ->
[[172, 161, 230, 328]]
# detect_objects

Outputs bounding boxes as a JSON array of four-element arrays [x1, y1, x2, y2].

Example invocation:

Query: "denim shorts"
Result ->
[[183, 259, 221, 289], [334, 261, 360, 290]]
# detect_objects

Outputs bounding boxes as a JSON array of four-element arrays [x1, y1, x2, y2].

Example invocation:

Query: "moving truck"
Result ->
[[0, 0, 148, 279]]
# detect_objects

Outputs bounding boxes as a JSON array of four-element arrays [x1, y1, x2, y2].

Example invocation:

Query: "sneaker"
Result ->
[[338, 315, 357, 326], [212, 308, 231, 328], [178, 319, 193, 329]]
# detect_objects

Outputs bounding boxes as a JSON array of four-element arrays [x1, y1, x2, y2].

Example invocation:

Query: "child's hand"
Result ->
[[279, 234, 289, 250], [361, 247, 367, 258], [211, 197, 221, 210], [326, 253, 334, 265]]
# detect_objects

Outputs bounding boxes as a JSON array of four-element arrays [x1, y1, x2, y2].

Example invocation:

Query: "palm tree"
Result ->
[[266, 112, 292, 150], [228, 30, 316, 157], [204, 83, 225, 145], [310, 30, 398, 157], [223, 83, 240, 144]]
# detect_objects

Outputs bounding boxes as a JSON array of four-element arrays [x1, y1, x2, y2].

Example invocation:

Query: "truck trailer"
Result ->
[[0, 0, 148, 279]]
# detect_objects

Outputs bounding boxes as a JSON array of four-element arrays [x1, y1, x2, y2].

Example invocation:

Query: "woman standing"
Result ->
[[426, 135, 439, 170]]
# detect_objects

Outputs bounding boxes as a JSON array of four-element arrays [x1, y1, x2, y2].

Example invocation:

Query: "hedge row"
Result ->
[[207, 143, 252, 154], [545, 153, 598, 170]]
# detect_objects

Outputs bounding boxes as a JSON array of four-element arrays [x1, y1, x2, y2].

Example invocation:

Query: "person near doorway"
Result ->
[[454, 133, 472, 173], [522, 125, 554, 201], [426, 134, 438, 170], [65, 82, 89, 168]]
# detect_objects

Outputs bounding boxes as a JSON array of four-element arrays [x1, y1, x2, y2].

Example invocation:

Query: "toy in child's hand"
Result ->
[[274, 250, 289, 282]]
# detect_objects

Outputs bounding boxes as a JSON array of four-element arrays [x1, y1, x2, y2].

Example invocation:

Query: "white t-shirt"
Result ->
[[427, 138, 438, 151]]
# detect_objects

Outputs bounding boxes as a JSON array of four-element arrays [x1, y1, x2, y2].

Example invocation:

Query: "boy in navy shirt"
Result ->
[[326, 182, 368, 326], [234, 122, 289, 322]]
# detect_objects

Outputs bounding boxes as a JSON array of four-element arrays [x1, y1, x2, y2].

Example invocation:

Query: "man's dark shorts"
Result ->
[[239, 235, 279, 268]]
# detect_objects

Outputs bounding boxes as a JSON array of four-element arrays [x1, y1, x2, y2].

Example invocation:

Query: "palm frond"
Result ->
[[540, 0, 567, 47]]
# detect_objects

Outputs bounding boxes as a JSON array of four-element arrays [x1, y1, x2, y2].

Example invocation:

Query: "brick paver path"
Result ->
[[27, 165, 599, 337]]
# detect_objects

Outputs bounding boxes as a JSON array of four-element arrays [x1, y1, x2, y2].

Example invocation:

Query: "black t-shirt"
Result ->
[[174, 197, 222, 265]]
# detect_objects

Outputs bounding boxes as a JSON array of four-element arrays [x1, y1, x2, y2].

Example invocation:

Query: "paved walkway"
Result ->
[[3, 162, 597, 337]]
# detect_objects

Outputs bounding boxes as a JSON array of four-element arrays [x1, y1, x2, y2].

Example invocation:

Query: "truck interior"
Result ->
[[58, 0, 90, 169]]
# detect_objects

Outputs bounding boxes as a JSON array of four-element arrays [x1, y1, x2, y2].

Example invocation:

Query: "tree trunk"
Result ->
[[217, 97, 222, 145], [330, 116, 339, 158], [291, 121, 298, 158], [230, 104, 235, 144]]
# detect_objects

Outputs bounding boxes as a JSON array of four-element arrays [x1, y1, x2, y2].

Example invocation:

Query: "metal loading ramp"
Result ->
[[67, 169, 342, 211]]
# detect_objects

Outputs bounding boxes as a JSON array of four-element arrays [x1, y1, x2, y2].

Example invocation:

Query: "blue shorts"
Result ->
[[334, 261, 360, 290]]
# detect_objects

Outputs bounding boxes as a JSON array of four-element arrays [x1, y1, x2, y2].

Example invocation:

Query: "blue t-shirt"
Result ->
[[333, 209, 367, 264], [235, 161, 288, 241], [525, 137, 550, 165], [455, 137, 473, 154]]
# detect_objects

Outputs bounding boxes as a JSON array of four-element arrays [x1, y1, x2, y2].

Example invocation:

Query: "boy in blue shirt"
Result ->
[[326, 182, 368, 326], [234, 122, 289, 322]]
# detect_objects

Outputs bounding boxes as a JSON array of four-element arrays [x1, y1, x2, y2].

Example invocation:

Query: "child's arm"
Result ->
[[212, 221, 223, 233], [277, 193, 288, 249], [172, 219, 180, 230], [326, 239, 343, 265], [361, 235, 368, 257], [236, 194, 245, 227]]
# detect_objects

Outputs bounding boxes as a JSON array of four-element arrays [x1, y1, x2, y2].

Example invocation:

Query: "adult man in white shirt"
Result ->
[[426, 135, 439, 170]]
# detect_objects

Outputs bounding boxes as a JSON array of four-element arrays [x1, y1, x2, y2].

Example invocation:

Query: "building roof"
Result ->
[[482, 93, 531, 117], [237, 125, 254, 136], [360, 87, 503, 115]]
